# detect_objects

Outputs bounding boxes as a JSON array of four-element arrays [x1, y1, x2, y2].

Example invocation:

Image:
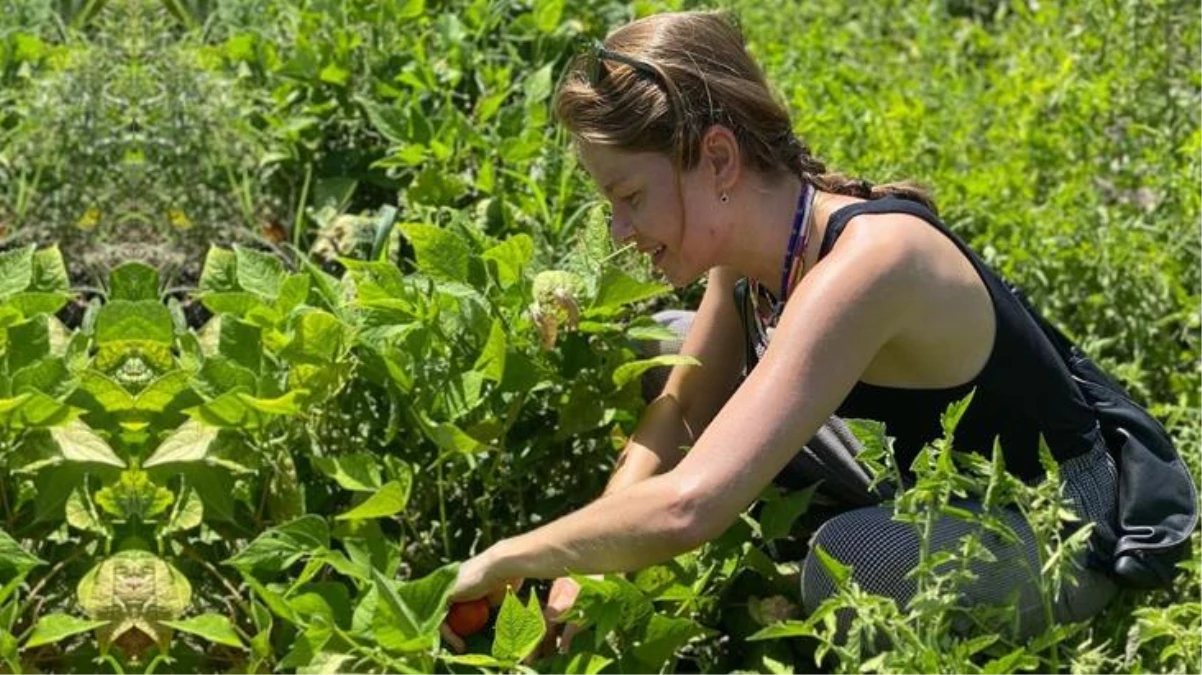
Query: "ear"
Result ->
[[699, 125, 741, 194]]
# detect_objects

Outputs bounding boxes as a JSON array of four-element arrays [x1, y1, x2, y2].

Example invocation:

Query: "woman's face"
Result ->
[[576, 140, 722, 287]]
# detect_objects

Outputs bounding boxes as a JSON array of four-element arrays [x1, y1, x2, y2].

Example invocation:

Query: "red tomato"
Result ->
[[447, 598, 490, 636]]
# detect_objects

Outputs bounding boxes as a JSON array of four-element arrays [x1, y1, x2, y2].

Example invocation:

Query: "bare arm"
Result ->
[[477, 232, 922, 580], [601, 266, 746, 495]]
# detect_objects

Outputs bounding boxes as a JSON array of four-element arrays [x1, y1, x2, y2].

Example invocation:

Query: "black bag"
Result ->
[[1008, 284, 1198, 589]]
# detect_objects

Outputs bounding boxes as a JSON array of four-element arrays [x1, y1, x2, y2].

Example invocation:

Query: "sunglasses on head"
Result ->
[[580, 39, 663, 87]]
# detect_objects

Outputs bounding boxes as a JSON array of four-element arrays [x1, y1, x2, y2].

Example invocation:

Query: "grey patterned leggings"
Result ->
[[640, 310, 1118, 637]]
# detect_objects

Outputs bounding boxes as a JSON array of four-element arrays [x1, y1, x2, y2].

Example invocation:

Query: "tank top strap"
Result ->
[[818, 197, 944, 262]]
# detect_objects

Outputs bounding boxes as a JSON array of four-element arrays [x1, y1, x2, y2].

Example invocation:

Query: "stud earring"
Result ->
[[720, 192, 729, 203]]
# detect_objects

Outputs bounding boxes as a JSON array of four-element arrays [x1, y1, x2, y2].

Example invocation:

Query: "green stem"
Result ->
[[17, 547, 87, 621], [437, 462, 451, 560], [292, 162, 313, 251], [331, 625, 421, 674]]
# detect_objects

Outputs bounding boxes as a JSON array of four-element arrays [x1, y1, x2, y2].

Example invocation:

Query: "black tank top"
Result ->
[[743, 196, 1102, 481]]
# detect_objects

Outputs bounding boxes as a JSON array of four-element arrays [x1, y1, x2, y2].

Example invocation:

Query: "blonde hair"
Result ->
[[554, 10, 936, 213]]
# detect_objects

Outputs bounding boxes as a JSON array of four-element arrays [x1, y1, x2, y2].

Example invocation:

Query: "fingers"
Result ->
[[559, 621, 582, 653], [544, 577, 581, 621], [439, 623, 466, 654]]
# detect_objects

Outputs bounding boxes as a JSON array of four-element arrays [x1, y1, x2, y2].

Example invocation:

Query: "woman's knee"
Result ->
[[800, 508, 918, 613]]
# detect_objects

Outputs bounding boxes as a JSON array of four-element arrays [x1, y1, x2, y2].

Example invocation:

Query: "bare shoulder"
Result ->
[[821, 205, 997, 387]]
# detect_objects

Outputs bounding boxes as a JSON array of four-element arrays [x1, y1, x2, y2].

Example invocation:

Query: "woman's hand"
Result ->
[[441, 551, 522, 653], [533, 576, 588, 657]]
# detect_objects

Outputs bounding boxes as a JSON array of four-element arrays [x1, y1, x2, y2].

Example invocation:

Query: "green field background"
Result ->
[[0, 0, 1197, 672]]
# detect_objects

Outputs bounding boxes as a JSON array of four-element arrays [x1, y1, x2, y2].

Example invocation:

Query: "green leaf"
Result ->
[[570, 573, 653, 638], [65, 487, 107, 535], [939, 390, 976, 440], [48, 419, 125, 467], [370, 571, 423, 652], [319, 62, 351, 86], [492, 590, 545, 664], [133, 370, 197, 414], [77, 371, 135, 412], [812, 544, 851, 587], [587, 268, 671, 315], [194, 357, 258, 398], [159, 485, 204, 537], [473, 319, 506, 383], [95, 300, 175, 344], [94, 468, 173, 519], [161, 614, 245, 649], [297, 652, 355, 675], [235, 245, 285, 299], [276, 274, 311, 316], [180, 465, 237, 523], [6, 317, 49, 371], [279, 622, 333, 670], [226, 515, 330, 575], [6, 292, 69, 317], [400, 222, 470, 282], [481, 234, 533, 289], [0, 529, 44, 574], [200, 247, 239, 292], [625, 323, 683, 342], [632, 614, 710, 670], [219, 318, 263, 373], [419, 414, 486, 455], [0, 246, 34, 299], [12, 357, 73, 398], [564, 652, 613, 674], [0, 392, 79, 428], [611, 355, 700, 389], [442, 654, 508, 668], [760, 483, 818, 543], [289, 582, 352, 629], [342, 259, 407, 299], [30, 246, 69, 293], [523, 63, 553, 104], [108, 263, 160, 301], [296, 253, 346, 314], [242, 574, 299, 625], [185, 388, 255, 428], [22, 613, 108, 648], [201, 292, 270, 319], [335, 479, 411, 521], [747, 620, 812, 641], [279, 310, 347, 365], [236, 389, 306, 416], [312, 453, 382, 492], [372, 565, 458, 652], [357, 97, 408, 144], [144, 419, 220, 467], [532, 0, 564, 33]]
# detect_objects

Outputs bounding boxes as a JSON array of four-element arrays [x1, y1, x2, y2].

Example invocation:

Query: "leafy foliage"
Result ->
[[0, 0, 1195, 673]]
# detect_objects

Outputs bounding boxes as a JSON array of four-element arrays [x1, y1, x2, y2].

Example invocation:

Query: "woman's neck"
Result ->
[[723, 177, 839, 299]]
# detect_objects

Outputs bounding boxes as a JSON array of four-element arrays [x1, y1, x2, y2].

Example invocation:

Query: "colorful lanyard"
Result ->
[[748, 182, 816, 347]]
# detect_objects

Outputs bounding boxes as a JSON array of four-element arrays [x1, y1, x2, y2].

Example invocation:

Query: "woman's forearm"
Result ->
[[602, 395, 694, 496], [486, 471, 700, 580]]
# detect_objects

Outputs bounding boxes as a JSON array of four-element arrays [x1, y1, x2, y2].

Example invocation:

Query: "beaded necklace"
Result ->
[[747, 182, 816, 348]]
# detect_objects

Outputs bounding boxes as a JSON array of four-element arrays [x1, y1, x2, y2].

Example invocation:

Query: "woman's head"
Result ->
[[555, 11, 801, 181], [554, 11, 935, 285]]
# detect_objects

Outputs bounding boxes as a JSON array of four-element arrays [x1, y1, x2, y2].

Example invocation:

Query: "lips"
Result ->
[[639, 244, 666, 265]]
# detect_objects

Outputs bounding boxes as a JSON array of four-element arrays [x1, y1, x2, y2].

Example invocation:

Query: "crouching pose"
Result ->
[[442, 9, 1193, 655]]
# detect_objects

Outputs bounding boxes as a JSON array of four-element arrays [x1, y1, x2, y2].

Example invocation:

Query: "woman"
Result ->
[[443, 10, 1125, 652]]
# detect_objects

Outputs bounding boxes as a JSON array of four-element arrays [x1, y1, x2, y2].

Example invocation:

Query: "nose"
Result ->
[[609, 213, 635, 246]]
